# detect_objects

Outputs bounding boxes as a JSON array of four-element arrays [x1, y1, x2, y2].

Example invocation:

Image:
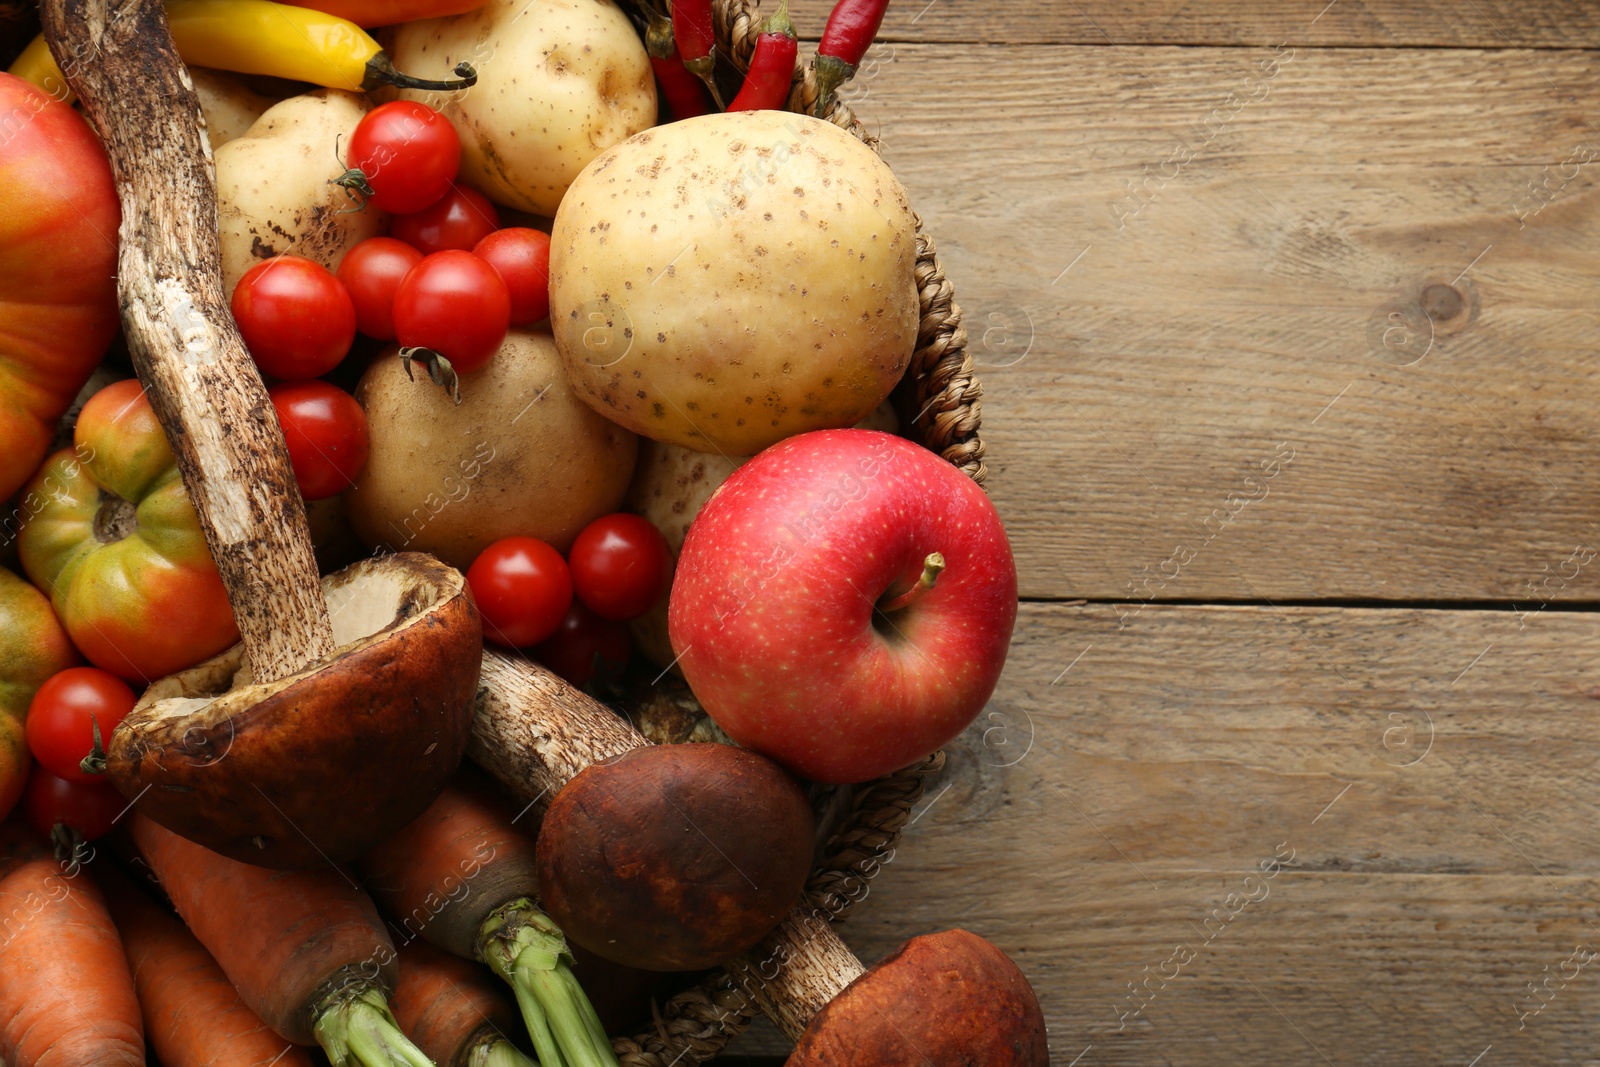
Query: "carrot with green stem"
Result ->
[[129, 814, 436, 1067], [358, 782, 616, 1067], [0, 823, 144, 1067], [96, 862, 315, 1067], [392, 941, 535, 1067]]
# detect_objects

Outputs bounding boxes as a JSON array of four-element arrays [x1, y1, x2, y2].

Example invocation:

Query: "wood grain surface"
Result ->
[[801, 39, 1600, 604], [723, 8, 1600, 1061], [787, 0, 1600, 48], [729, 602, 1600, 1062]]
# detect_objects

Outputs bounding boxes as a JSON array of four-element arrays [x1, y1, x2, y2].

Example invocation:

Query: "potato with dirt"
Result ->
[[347, 327, 638, 569], [190, 68, 279, 151], [549, 110, 920, 456], [215, 90, 385, 294], [389, 0, 656, 216]]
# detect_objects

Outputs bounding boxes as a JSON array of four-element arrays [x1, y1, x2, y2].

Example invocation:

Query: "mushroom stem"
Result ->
[[877, 551, 946, 615], [469, 649, 870, 1042], [39, 0, 335, 685]]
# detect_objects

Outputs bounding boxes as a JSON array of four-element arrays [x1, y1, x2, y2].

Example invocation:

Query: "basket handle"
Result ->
[[39, 0, 336, 684]]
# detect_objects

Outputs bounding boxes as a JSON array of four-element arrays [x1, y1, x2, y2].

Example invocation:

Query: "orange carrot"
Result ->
[[359, 783, 614, 1067], [392, 941, 533, 1067], [130, 814, 434, 1067], [97, 862, 315, 1067], [0, 824, 144, 1067]]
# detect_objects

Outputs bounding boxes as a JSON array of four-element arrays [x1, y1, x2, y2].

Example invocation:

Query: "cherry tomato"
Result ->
[[338, 237, 424, 340], [24, 767, 126, 841], [232, 255, 357, 379], [394, 250, 511, 375], [343, 101, 461, 215], [532, 602, 631, 688], [467, 537, 573, 649], [268, 381, 371, 501], [24, 667, 136, 784], [390, 183, 501, 255], [473, 228, 552, 326], [568, 513, 674, 622]]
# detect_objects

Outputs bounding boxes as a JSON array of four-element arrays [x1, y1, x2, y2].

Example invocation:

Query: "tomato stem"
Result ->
[[79, 712, 107, 776], [398, 347, 463, 405]]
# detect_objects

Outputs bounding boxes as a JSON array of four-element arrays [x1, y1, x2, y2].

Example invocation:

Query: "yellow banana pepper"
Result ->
[[8, 0, 475, 105]]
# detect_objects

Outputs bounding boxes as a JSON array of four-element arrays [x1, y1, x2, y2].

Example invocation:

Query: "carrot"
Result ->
[[130, 814, 435, 1067], [392, 941, 533, 1067], [359, 783, 615, 1067], [0, 823, 144, 1067], [97, 862, 315, 1067]]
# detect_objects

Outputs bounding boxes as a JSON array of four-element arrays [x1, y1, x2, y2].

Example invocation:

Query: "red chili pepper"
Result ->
[[671, 0, 723, 106], [814, 0, 890, 112], [727, 3, 797, 113], [646, 11, 712, 121]]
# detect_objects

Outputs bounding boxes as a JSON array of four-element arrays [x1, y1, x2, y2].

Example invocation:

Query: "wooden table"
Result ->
[[724, 1, 1600, 1062]]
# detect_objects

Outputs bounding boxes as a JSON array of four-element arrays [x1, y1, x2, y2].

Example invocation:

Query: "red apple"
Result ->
[[668, 429, 1017, 783]]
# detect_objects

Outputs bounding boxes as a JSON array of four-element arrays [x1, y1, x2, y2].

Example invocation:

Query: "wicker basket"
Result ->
[[608, 2, 984, 1062], [1, 0, 987, 1061]]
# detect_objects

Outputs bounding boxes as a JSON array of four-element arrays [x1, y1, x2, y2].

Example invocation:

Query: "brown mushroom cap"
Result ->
[[787, 929, 1049, 1066], [537, 742, 815, 972], [107, 552, 482, 869]]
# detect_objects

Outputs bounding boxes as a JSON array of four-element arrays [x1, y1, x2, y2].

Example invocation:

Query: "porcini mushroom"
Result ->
[[471, 650, 1049, 1064], [39, 0, 481, 868]]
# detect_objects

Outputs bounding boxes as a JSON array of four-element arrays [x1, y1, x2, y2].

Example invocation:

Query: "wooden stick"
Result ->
[[470, 649, 868, 1040], [39, 0, 336, 683]]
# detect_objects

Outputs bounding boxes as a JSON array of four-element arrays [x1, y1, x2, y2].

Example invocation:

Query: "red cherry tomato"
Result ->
[[568, 513, 674, 622], [532, 602, 631, 687], [473, 228, 552, 326], [268, 381, 371, 500], [24, 767, 126, 842], [338, 237, 424, 340], [394, 250, 511, 375], [467, 537, 573, 649], [24, 667, 136, 784], [390, 183, 500, 255], [231, 255, 357, 379], [343, 101, 461, 215]]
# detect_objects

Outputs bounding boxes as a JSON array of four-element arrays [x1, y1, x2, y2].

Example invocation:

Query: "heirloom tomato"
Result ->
[[18, 380, 238, 682], [0, 72, 121, 502], [0, 567, 78, 823]]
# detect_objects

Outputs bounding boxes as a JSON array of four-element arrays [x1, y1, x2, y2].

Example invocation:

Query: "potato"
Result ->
[[626, 401, 899, 668], [189, 68, 278, 151], [346, 327, 638, 569], [390, 0, 655, 216], [549, 111, 920, 456], [215, 90, 386, 294]]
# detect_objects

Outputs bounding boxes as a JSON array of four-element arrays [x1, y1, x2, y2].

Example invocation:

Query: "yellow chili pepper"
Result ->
[[8, 0, 476, 105]]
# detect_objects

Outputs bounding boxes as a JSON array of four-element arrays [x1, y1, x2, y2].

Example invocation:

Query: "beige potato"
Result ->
[[347, 328, 638, 569], [550, 111, 920, 456], [390, 0, 656, 216], [190, 68, 278, 151], [216, 90, 386, 294], [626, 402, 899, 668]]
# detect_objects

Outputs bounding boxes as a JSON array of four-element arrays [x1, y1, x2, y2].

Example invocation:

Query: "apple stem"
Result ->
[[878, 552, 946, 615]]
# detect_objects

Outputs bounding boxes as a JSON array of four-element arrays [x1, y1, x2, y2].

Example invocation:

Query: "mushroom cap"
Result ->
[[787, 929, 1049, 1066], [107, 552, 482, 868], [537, 742, 815, 971]]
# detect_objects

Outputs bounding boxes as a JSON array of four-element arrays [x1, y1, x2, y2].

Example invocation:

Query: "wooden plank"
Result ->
[[785, 0, 1600, 48], [727, 601, 1600, 1062], [828, 43, 1600, 601]]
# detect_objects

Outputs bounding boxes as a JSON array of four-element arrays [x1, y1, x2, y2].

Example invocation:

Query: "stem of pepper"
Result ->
[[364, 55, 479, 93]]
